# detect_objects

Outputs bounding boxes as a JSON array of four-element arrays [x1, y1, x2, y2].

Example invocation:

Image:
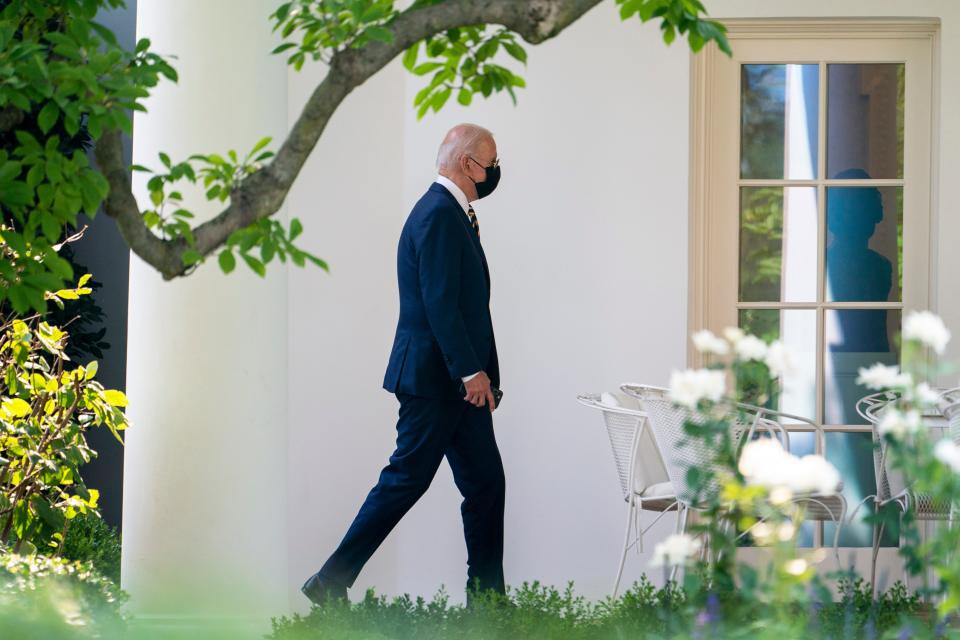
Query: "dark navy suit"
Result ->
[[317, 183, 505, 595]]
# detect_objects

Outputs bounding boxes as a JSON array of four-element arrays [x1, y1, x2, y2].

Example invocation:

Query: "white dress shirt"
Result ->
[[435, 175, 481, 385]]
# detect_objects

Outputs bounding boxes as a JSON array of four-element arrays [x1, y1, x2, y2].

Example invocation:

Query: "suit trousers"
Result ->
[[318, 392, 506, 594]]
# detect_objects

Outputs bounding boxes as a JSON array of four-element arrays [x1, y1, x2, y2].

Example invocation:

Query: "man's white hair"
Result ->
[[436, 123, 494, 171]]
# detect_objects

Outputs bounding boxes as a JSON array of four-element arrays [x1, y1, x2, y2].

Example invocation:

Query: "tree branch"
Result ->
[[95, 0, 603, 280], [94, 129, 185, 277]]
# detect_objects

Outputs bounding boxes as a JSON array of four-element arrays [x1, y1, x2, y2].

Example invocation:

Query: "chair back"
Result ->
[[630, 387, 714, 504], [576, 392, 669, 500], [857, 390, 909, 501], [940, 388, 960, 447], [857, 390, 960, 501], [622, 384, 799, 506]]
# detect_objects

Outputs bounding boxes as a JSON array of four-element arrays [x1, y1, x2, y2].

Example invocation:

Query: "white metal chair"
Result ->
[[622, 384, 848, 565], [856, 390, 952, 595], [576, 391, 680, 596]]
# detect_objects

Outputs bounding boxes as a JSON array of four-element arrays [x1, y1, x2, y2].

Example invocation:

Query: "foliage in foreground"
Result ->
[[0, 263, 129, 555], [269, 577, 924, 640], [0, 552, 126, 638]]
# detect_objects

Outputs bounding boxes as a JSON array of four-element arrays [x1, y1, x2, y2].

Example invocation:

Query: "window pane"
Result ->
[[823, 432, 897, 547], [826, 186, 902, 302], [741, 64, 819, 179], [740, 187, 818, 302], [739, 308, 817, 419], [827, 63, 904, 179], [824, 309, 901, 425]]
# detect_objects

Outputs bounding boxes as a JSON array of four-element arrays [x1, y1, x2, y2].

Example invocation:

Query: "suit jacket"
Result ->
[[383, 183, 500, 398]]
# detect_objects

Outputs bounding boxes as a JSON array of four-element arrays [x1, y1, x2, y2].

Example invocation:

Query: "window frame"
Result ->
[[688, 19, 940, 552]]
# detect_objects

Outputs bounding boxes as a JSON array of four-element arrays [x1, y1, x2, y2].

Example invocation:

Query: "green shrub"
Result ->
[[268, 578, 923, 640], [60, 510, 121, 583], [0, 267, 129, 555]]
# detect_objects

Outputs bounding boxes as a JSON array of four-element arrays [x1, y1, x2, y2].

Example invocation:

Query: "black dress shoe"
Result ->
[[301, 572, 348, 606]]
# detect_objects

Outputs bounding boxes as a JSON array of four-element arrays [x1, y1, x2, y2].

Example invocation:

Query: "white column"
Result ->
[[123, 0, 288, 632]]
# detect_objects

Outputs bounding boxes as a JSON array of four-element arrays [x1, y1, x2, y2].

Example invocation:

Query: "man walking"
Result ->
[[302, 123, 506, 604]]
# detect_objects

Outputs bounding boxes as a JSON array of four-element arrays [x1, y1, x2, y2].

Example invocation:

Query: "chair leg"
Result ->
[[871, 521, 885, 599], [900, 513, 909, 594], [669, 506, 690, 584], [612, 498, 636, 598], [831, 500, 846, 569]]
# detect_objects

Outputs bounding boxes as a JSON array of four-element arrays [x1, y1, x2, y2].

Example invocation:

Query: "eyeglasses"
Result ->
[[467, 155, 500, 170]]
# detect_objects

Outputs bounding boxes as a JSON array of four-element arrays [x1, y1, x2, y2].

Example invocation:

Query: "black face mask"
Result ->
[[468, 157, 501, 199]]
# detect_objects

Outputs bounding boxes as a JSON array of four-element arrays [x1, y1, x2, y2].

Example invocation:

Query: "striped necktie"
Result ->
[[467, 205, 480, 238]]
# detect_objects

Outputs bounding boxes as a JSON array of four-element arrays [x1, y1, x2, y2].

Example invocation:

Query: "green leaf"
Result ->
[[364, 26, 394, 44], [503, 42, 527, 64], [457, 88, 472, 106], [619, 0, 643, 20], [14, 130, 42, 154], [84, 360, 99, 380], [181, 249, 203, 266], [242, 254, 266, 277], [289, 218, 303, 240], [413, 62, 443, 76], [271, 42, 297, 55], [37, 102, 59, 134], [218, 250, 236, 274], [402, 42, 419, 71], [431, 87, 452, 113], [304, 253, 330, 272], [2, 398, 32, 418], [250, 136, 272, 156], [32, 497, 65, 530], [103, 389, 128, 407]]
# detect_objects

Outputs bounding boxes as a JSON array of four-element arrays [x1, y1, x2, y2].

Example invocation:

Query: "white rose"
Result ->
[[934, 439, 960, 473], [739, 438, 792, 486], [764, 340, 797, 378], [692, 329, 730, 356], [877, 408, 922, 439], [909, 382, 941, 407], [740, 438, 840, 495], [735, 335, 768, 362], [793, 455, 842, 495], [668, 369, 726, 409], [784, 558, 809, 576], [650, 533, 701, 568], [856, 363, 912, 391], [723, 327, 745, 344], [903, 310, 951, 355]]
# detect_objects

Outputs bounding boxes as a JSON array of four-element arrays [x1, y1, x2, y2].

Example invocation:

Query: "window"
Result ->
[[690, 20, 937, 555]]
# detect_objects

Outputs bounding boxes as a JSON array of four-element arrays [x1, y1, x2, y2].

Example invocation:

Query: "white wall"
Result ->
[[286, 2, 688, 606], [284, 0, 960, 609]]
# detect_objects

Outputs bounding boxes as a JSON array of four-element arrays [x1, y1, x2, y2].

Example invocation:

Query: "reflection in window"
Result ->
[[826, 182, 902, 302], [739, 308, 817, 420], [824, 432, 897, 547], [824, 309, 900, 426], [741, 64, 819, 179], [740, 187, 818, 302], [827, 63, 904, 179]]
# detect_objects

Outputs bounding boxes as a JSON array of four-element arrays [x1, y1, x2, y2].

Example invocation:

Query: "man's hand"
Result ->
[[463, 371, 496, 412]]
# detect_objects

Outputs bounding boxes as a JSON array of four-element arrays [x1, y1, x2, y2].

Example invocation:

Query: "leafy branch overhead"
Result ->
[[0, 0, 729, 312]]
